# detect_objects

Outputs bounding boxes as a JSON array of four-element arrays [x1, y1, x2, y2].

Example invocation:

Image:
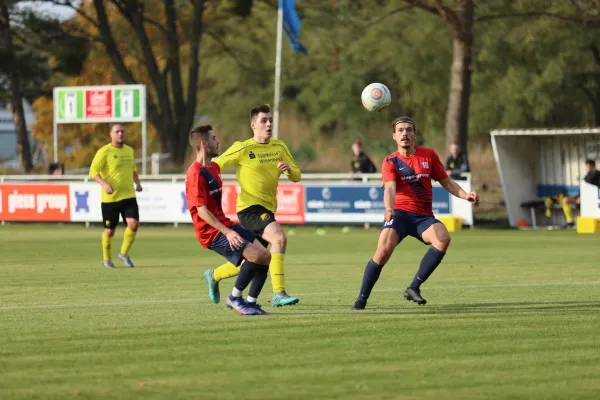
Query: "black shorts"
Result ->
[[237, 205, 275, 247], [101, 197, 139, 229]]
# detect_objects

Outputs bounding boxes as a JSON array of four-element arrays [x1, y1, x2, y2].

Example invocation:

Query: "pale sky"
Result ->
[[16, 1, 77, 21]]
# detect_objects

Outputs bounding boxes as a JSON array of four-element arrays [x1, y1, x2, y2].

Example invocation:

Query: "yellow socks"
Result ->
[[270, 253, 285, 293], [212, 254, 288, 293], [562, 201, 574, 224], [102, 233, 113, 261], [120, 227, 137, 255], [213, 262, 240, 281]]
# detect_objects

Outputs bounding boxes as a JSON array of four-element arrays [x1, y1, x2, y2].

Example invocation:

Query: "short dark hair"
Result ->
[[250, 104, 271, 120], [109, 123, 125, 131], [392, 116, 416, 131], [189, 125, 213, 146], [353, 138, 363, 147], [585, 159, 596, 167]]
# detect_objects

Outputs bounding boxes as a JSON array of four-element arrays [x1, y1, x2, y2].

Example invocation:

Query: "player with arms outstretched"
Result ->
[[203, 104, 302, 308], [186, 125, 271, 316], [352, 117, 479, 310], [89, 123, 143, 269]]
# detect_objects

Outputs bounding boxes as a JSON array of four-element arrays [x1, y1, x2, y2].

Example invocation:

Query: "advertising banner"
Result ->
[[304, 183, 452, 223], [0, 184, 71, 221]]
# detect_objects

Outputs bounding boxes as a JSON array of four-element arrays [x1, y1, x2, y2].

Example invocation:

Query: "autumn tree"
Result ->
[[40, 0, 206, 164]]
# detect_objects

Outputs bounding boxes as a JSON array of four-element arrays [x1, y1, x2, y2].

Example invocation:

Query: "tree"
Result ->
[[41, 0, 207, 164], [395, 0, 473, 151], [0, 1, 33, 172]]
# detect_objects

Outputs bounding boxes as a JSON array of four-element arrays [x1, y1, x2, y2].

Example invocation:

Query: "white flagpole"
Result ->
[[273, 3, 283, 139]]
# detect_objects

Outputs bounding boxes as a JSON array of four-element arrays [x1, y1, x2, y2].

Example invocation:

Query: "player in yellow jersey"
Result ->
[[89, 123, 143, 269], [203, 104, 302, 307]]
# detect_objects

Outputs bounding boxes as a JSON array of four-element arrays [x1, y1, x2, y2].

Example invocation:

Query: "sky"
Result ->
[[16, 1, 77, 21]]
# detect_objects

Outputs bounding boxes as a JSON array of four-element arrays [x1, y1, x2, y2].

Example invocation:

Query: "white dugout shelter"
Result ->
[[491, 128, 600, 228]]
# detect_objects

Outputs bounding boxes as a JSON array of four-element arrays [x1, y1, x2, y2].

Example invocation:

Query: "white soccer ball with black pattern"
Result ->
[[361, 83, 391, 112]]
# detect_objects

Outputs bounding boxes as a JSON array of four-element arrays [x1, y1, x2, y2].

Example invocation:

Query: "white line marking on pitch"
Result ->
[[1, 281, 600, 311]]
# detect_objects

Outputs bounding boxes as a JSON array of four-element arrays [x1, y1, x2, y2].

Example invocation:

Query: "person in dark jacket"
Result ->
[[350, 139, 377, 180], [560, 159, 600, 229], [444, 144, 470, 179]]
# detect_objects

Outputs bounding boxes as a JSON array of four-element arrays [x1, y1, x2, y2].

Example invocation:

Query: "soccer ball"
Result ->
[[361, 83, 391, 112]]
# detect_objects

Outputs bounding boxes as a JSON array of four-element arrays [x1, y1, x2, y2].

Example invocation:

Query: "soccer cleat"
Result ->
[[560, 222, 575, 229], [271, 291, 300, 308], [226, 296, 259, 315], [351, 298, 367, 310], [246, 302, 269, 315], [404, 287, 427, 305], [117, 253, 135, 268], [103, 260, 116, 269], [203, 269, 220, 304]]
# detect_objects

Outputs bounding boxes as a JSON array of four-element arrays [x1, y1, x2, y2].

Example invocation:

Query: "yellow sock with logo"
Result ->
[[270, 253, 285, 293]]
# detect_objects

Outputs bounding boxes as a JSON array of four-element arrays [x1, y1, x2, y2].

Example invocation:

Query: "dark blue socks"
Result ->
[[358, 259, 384, 300], [410, 247, 445, 288]]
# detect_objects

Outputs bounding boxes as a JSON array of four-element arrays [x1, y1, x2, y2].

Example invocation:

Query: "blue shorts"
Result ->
[[382, 209, 441, 244], [208, 224, 257, 266]]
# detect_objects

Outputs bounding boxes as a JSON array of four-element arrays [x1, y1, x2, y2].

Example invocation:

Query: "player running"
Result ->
[[89, 123, 143, 269], [351, 116, 479, 310], [202, 104, 302, 308], [185, 125, 271, 316]]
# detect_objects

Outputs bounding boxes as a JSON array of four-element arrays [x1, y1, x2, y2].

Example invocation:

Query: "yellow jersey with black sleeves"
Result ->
[[214, 138, 301, 213], [89, 144, 137, 203]]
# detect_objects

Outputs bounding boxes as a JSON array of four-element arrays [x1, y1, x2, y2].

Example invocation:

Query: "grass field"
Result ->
[[1, 224, 600, 399]]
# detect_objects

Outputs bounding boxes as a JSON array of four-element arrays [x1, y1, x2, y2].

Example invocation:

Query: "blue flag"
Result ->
[[280, 0, 307, 54]]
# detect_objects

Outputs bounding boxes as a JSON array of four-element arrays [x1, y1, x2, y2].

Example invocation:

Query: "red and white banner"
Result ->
[[85, 89, 112, 119], [220, 183, 304, 224], [0, 184, 71, 221]]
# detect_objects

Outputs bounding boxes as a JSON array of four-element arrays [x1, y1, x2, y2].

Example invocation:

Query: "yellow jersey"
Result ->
[[89, 144, 137, 203], [215, 138, 301, 213]]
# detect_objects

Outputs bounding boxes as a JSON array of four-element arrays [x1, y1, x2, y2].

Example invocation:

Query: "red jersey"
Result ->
[[185, 161, 234, 248], [381, 146, 448, 216]]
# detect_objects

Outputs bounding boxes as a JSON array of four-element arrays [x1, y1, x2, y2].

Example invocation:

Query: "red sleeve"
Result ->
[[430, 151, 448, 182], [186, 168, 208, 207], [381, 157, 396, 183]]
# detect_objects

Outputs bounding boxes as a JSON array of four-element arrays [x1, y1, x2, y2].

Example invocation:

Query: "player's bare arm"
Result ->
[[92, 174, 113, 194], [383, 181, 396, 221], [440, 178, 479, 204], [196, 205, 245, 249], [133, 172, 142, 192]]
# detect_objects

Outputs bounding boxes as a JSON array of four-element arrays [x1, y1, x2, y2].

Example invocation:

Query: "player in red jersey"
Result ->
[[185, 125, 271, 316], [351, 116, 479, 310]]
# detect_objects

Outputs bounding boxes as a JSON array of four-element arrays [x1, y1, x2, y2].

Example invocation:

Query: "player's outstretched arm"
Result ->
[[214, 141, 242, 171], [440, 178, 479, 204], [279, 141, 301, 182], [196, 206, 245, 250]]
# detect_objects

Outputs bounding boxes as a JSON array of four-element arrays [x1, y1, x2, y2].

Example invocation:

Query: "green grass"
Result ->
[[1, 224, 600, 399]]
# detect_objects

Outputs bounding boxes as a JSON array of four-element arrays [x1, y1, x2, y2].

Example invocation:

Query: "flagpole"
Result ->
[[273, 2, 283, 140]]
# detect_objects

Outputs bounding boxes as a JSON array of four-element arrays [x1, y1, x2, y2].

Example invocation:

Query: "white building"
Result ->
[[0, 99, 36, 161]]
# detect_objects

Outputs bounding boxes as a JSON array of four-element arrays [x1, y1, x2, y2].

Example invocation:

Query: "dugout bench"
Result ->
[[519, 185, 579, 229]]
